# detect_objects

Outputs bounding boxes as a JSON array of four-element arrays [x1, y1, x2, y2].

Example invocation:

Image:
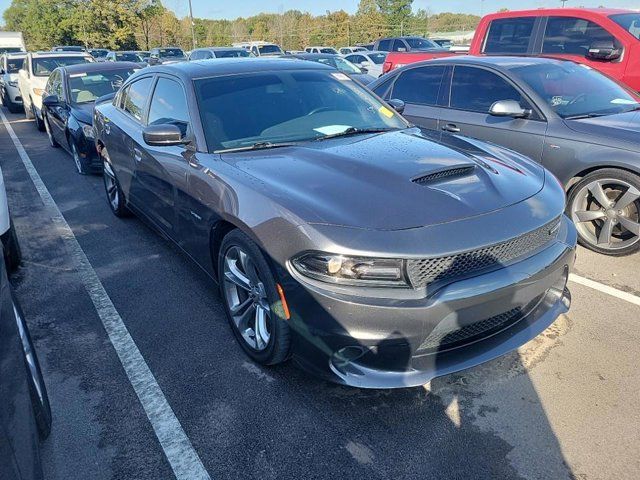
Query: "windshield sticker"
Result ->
[[550, 96, 564, 107], [69, 73, 87, 78], [611, 98, 638, 105], [314, 125, 352, 135], [379, 106, 394, 118], [331, 73, 350, 81]]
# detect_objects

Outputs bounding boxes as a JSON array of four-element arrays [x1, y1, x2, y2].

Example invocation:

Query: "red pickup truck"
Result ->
[[382, 8, 640, 91]]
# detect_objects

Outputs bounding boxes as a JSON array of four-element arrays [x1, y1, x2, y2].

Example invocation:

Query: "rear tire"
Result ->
[[218, 229, 291, 365]]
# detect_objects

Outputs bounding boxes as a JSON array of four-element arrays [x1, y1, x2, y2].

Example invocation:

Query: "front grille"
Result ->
[[412, 166, 476, 185], [418, 307, 522, 352], [407, 217, 561, 288]]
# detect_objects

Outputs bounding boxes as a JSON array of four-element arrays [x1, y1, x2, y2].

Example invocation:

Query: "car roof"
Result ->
[[288, 53, 337, 60], [482, 7, 634, 18], [424, 55, 578, 70], [30, 51, 92, 58], [137, 57, 332, 80], [60, 61, 140, 75], [195, 47, 246, 52]]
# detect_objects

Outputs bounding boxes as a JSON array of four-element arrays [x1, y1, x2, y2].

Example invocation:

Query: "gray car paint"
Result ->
[[93, 58, 576, 387], [369, 56, 640, 188]]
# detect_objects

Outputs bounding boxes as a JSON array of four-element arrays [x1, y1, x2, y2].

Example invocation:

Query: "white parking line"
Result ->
[[0, 110, 211, 480], [569, 273, 640, 307]]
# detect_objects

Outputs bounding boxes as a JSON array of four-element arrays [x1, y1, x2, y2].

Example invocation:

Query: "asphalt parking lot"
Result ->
[[1, 104, 639, 480]]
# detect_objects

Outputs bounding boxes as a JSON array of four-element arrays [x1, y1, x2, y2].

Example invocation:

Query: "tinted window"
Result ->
[[371, 76, 394, 99], [391, 66, 445, 106], [348, 55, 366, 64], [511, 62, 639, 119], [148, 78, 190, 136], [610, 13, 640, 40], [69, 69, 136, 104], [369, 53, 387, 64], [258, 45, 282, 55], [158, 48, 185, 59], [121, 77, 154, 122], [194, 70, 407, 151], [392, 39, 407, 52], [215, 49, 249, 58], [484, 17, 535, 54], [451, 66, 525, 113], [33, 56, 91, 76], [404, 38, 439, 50], [6, 57, 24, 73], [115, 53, 142, 62], [543, 17, 616, 55], [377, 39, 392, 51]]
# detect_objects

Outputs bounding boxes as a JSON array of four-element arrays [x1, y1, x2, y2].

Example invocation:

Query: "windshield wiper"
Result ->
[[314, 127, 397, 141], [564, 113, 610, 120], [214, 141, 297, 153]]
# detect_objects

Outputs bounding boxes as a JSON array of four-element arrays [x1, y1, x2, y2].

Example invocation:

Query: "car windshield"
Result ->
[[511, 62, 640, 119], [115, 53, 142, 62], [159, 48, 185, 59], [405, 37, 439, 50], [33, 56, 91, 76], [68, 69, 137, 104], [258, 45, 282, 55], [90, 50, 108, 58], [319, 48, 338, 54], [194, 70, 407, 151], [314, 56, 362, 74], [6, 57, 24, 73], [610, 13, 640, 40], [216, 49, 250, 58], [368, 53, 387, 64], [0, 47, 23, 54]]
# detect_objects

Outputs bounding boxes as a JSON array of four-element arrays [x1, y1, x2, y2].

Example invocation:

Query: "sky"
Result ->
[[0, 0, 638, 23]]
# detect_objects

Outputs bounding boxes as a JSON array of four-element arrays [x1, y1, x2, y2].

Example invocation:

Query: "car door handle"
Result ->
[[133, 147, 142, 162], [442, 123, 461, 133]]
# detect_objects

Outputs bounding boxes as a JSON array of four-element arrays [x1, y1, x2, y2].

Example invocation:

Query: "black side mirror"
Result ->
[[587, 41, 622, 61], [143, 124, 185, 147], [489, 100, 531, 119], [387, 98, 405, 114], [42, 94, 60, 107]]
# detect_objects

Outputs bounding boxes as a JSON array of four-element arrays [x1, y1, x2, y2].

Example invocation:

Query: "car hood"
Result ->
[[564, 111, 640, 151], [221, 129, 545, 231], [70, 103, 93, 125]]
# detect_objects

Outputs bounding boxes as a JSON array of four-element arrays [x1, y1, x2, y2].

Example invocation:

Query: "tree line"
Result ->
[[2, 0, 481, 52]]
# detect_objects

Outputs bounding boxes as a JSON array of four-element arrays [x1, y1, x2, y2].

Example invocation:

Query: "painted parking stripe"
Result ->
[[0, 109, 211, 480], [570, 273, 640, 307]]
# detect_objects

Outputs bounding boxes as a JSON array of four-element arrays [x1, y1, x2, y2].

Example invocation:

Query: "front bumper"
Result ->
[[283, 216, 576, 388], [4, 84, 22, 104]]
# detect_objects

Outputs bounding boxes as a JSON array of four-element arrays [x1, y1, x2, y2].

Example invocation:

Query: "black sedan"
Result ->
[[285, 53, 376, 85], [41, 62, 139, 174], [370, 56, 640, 256], [93, 58, 575, 388], [0, 243, 51, 480]]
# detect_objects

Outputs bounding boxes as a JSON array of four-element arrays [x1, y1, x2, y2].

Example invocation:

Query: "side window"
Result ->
[[121, 77, 154, 122], [484, 17, 536, 54], [148, 78, 190, 137], [392, 39, 407, 52], [46, 71, 58, 94], [378, 39, 392, 51], [390, 66, 446, 106], [543, 16, 616, 55], [205, 51, 214, 59], [190, 51, 201, 60], [372, 76, 395, 99], [450, 66, 527, 114]]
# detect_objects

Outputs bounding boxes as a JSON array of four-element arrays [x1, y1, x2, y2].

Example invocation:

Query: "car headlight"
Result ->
[[33, 88, 44, 97], [291, 252, 409, 287], [8, 80, 17, 87], [82, 124, 95, 139]]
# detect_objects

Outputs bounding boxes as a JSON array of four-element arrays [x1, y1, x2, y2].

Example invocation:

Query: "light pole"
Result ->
[[188, 0, 196, 50]]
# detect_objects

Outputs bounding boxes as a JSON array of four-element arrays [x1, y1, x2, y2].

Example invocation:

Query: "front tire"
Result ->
[[568, 168, 640, 256], [32, 103, 44, 131], [218, 229, 291, 365], [71, 139, 88, 174], [102, 153, 130, 217]]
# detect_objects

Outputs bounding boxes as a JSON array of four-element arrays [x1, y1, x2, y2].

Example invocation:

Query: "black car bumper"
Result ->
[[283, 216, 576, 388]]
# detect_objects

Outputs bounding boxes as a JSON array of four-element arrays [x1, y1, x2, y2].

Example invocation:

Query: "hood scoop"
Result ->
[[412, 165, 476, 186]]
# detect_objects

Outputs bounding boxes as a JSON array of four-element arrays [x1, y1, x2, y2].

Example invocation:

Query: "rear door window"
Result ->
[[390, 66, 446, 106], [377, 39, 392, 51], [392, 39, 407, 52], [450, 66, 526, 113], [120, 76, 154, 122], [484, 17, 536, 54], [543, 16, 617, 55]]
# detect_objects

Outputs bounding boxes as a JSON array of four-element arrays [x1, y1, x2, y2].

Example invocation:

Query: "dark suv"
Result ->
[[374, 36, 443, 52]]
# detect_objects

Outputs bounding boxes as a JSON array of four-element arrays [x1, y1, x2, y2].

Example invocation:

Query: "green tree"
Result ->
[[376, 0, 413, 33]]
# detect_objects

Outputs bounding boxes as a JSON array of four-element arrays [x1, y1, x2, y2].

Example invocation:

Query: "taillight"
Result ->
[[383, 61, 392, 74]]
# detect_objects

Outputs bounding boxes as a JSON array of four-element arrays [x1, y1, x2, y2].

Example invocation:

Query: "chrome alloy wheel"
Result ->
[[103, 160, 120, 211], [222, 246, 272, 351], [571, 178, 640, 251]]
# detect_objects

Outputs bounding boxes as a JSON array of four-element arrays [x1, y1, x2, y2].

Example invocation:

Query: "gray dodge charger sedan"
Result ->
[[93, 58, 576, 388]]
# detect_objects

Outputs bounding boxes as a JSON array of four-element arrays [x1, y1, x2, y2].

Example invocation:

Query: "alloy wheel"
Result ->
[[103, 160, 120, 211], [71, 142, 83, 173], [570, 178, 640, 252], [222, 245, 272, 351]]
